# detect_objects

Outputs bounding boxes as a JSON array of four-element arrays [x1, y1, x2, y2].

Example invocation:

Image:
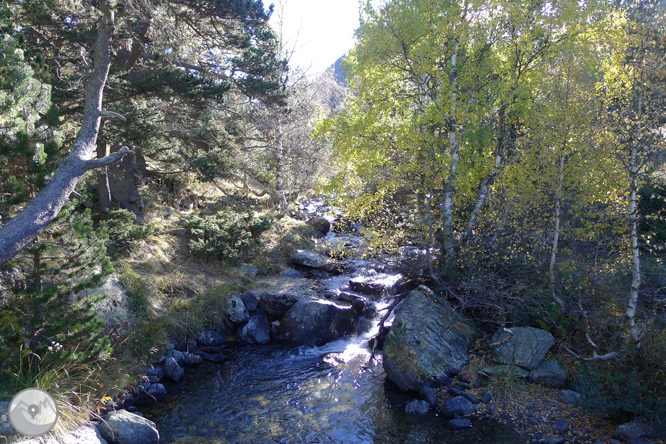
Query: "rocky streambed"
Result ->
[[6, 199, 660, 444]]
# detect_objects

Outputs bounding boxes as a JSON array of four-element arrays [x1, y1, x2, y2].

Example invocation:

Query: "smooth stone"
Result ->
[[538, 439, 565, 444], [480, 391, 493, 404], [98, 409, 159, 444]]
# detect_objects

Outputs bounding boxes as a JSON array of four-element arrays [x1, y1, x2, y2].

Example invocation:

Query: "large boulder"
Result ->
[[290, 250, 330, 269], [279, 298, 358, 346], [259, 292, 298, 318], [383, 287, 478, 392], [98, 410, 159, 444], [227, 295, 250, 324], [239, 310, 271, 344], [527, 360, 568, 388], [492, 327, 554, 370]]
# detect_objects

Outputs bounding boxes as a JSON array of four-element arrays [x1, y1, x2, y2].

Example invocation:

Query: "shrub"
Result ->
[[576, 356, 666, 416], [187, 211, 272, 264]]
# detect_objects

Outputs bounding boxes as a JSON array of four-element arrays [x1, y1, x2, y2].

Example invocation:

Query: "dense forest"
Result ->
[[0, 0, 665, 441]]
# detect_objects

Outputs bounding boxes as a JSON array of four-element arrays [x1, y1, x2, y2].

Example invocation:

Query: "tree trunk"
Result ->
[[0, 1, 127, 267], [441, 43, 460, 266], [549, 147, 566, 323], [97, 139, 113, 216], [626, 59, 644, 345], [275, 119, 288, 215], [107, 143, 143, 217]]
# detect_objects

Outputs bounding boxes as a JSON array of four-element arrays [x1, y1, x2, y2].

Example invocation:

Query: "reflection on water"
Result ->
[[142, 339, 527, 444]]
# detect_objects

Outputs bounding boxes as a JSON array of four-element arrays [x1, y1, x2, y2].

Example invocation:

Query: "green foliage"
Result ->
[[105, 209, 155, 256], [118, 270, 154, 317], [187, 211, 273, 264], [577, 357, 666, 416]]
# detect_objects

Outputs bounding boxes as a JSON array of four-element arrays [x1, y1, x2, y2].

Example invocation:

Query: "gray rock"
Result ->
[[168, 349, 185, 365], [290, 250, 330, 269], [349, 273, 405, 298], [438, 396, 476, 418], [259, 291, 298, 318], [239, 310, 271, 344], [198, 330, 225, 346], [280, 267, 304, 279], [238, 263, 258, 277], [480, 391, 493, 404], [147, 383, 167, 398], [183, 352, 203, 365], [279, 298, 358, 346], [241, 291, 259, 312], [538, 439, 565, 444], [405, 399, 430, 416], [147, 375, 160, 383], [74, 274, 131, 328], [559, 389, 582, 405], [553, 419, 569, 433], [98, 409, 159, 444], [227, 295, 250, 324], [383, 287, 479, 392], [614, 415, 666, 441], [492, 327, 554, 370], [449, 418, 472, 430], [528, 359, 568, 388], [308, 217, 331, 236], [164, 357, 184, 382], [479, 365, 529, 379], [486, 403, 496, 415], [419, 386, 437, 407]]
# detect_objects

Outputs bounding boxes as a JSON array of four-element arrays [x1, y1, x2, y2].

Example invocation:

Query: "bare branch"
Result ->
[[488, 328, 514, 350], [85, 147, 132, 170], [100, 110, 127, 120]]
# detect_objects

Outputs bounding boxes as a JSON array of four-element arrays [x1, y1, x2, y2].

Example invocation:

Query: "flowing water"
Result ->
[[140, 200, 527, 443], [142, 331, 526, 443]]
